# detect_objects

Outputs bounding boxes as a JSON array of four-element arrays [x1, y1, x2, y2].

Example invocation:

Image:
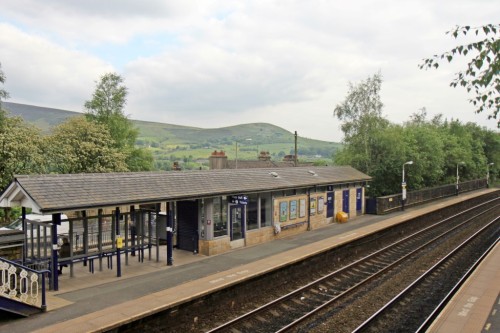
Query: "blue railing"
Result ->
[[0, 257, 49, 311]]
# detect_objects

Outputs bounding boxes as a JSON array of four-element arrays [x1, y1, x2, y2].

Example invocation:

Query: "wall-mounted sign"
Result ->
[[289, 200, 297, 220], [318, 196, 324, 213], [299, 199, 306, 218], [280, 201, 288, 222], [310, 197, 316, 215], [230, 195, 248, 205]]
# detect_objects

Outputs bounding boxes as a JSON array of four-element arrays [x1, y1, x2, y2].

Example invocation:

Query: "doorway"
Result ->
[[177, 200, 198, 252], [342, 190, 350, 214], [230, 205, 245, 241]]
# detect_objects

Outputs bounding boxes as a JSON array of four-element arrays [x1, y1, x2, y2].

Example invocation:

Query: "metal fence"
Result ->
[[367, 179, 488, 215]]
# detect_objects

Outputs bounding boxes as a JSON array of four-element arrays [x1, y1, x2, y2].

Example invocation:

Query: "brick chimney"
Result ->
[[209, 150, 228, 169], [258, 151, 271, 161]]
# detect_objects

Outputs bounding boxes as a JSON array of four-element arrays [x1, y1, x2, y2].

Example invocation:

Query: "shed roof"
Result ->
[[0, 166, 370, 214]]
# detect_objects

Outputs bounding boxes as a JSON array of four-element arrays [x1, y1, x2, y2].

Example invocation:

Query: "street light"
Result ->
[[402, 160, 413, 211], [487, 162, 494, 188], [456, 161, 465, 195]]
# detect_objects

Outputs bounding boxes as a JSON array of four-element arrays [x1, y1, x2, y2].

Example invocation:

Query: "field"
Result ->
[[3, 102, 342, 169]]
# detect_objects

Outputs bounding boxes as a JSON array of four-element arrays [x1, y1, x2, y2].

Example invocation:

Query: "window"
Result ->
[[296, 188, 306, 195], [317, 186, 327, 192], [247, 194, 259, 230], [261, 192, 272, 227], [213, 197, 228, 237]]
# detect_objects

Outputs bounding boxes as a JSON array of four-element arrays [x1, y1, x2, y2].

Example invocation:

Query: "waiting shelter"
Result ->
[[0, 166, 370, 290]]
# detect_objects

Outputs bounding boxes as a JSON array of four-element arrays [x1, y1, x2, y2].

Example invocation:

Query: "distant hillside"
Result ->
[[2, 102, 341, 167]]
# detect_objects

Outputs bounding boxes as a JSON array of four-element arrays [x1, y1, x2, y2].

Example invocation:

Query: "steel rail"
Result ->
[[277, 201, 499, 333], [415, 238, 498, 333], [207, 198, 499, 333], [352, 216, 499, 333]]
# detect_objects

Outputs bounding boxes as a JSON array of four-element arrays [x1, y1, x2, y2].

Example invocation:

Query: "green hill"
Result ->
[[2, 102, 341, 168]]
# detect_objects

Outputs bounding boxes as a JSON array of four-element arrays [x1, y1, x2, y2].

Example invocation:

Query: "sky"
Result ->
[[0, 1, 498, 142]]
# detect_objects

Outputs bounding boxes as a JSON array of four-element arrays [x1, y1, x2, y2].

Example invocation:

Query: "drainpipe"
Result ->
[[307, 188, 311, 231]]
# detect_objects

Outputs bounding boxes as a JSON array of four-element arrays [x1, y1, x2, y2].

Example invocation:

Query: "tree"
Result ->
[[333, 73, 389, 176], [46, 117, 128, 174], [0, 62, 9, 108], [126, 147, 155, 172], [84, 73, 138, 148], [0, 112, 46, 224], [420, 24, 500, 126], [84, 72, 154, 170]]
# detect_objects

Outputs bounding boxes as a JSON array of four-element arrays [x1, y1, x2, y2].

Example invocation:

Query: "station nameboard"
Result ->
[[230, 195, 248, 205]]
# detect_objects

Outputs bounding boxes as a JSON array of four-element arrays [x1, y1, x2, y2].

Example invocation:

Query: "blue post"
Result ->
[[51, 213, 61, 291], [167, 202, 173, 266], [41, 272, 47, 311], [130, 206, 136, 257], [115, 207, 121, 278], [22, 207, 26, 265]]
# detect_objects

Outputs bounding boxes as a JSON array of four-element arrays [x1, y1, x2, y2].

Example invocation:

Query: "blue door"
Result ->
[[327, 192, 334, 218], [356, 188, 362, 213], [230, 205, 245, 241], [342, 190, 349, 213]]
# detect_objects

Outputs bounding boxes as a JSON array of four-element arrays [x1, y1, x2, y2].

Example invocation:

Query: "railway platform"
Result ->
[[0, 188, 497, 333], [426, 241, 499, 333]]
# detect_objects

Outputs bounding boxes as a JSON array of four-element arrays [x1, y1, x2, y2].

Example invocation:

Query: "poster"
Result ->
[[280, 201, 288, 222], [318, 196, 324, 213], [289, 200, 297, 219], [299, 199, 306, 218], [310, 197, 316, 215]]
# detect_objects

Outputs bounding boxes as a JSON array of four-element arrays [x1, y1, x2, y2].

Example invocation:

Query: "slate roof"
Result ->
[[4, 166, 370, 213], [225, 160, 307, 169]]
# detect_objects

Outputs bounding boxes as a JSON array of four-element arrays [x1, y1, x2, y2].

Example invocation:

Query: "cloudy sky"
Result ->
[[0, 1, 498, 142]]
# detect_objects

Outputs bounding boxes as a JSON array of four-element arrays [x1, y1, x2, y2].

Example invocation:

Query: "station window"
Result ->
[[295, 188, 306, 195], [213, 197, 228, 237], [317, 186, 327, 192], [271, 190, 283, 198], [260, 192, 272, 227], [247, 194, 259, 230]]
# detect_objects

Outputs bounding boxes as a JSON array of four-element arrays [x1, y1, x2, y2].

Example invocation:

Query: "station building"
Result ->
[[0, 166, 370, 282]]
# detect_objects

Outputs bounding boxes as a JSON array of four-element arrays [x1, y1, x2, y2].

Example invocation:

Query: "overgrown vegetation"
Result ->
[[334, 74, 499, 197]]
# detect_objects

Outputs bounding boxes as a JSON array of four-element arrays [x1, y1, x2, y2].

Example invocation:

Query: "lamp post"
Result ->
[[456, 161, 465, 195], [402, 160, 413, 211], [487, 162, 494, 188], [235, 138, 252, 169], [235, 141, 238, 169]]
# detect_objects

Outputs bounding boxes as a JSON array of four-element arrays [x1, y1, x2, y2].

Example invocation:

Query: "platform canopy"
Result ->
[[0, 166, 371, 214]]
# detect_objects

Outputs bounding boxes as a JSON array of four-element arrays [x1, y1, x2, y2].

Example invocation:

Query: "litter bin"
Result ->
[[336, 211, 348, 223]]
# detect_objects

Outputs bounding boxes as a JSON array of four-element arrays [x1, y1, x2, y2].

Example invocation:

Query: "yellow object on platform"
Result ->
[[336, 212, 348, 223]]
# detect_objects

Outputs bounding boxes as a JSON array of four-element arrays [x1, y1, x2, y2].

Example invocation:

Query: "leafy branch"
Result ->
[[420, 24, 499, 126]]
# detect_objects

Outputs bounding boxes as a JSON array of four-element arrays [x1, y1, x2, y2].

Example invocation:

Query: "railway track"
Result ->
[[353, 217, 499, 333], [206, 197, 500, 333]]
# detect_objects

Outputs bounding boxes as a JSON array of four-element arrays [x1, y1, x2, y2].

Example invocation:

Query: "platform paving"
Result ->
[[0, 189, 497, 333], [427, 242, 499, 333]]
